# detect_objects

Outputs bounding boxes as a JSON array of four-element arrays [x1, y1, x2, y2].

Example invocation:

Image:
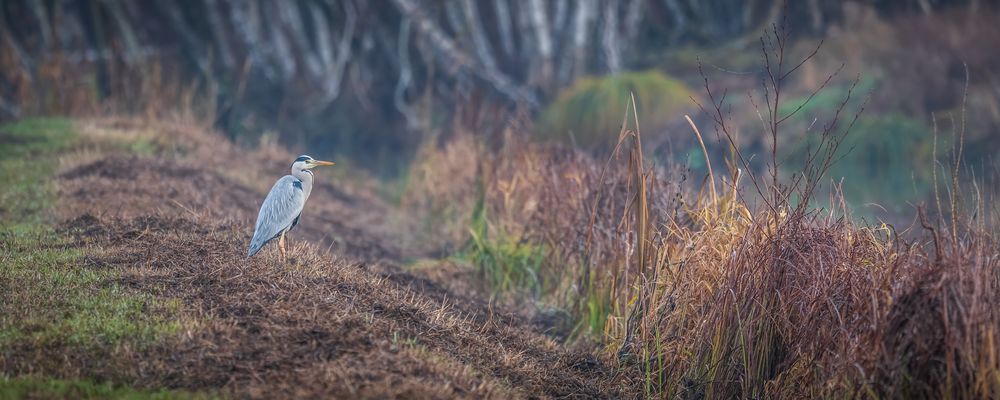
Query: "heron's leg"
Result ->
[[278, 231, 287, 260]]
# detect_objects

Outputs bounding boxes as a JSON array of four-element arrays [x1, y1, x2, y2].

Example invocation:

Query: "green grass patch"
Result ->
[[0, 210, 181, 352], [0, 376, 213, 400], [128, 137, 160, 156], [572, 272, 614, 339], [459, 193, 545, 297], [0, 118, 182, 355], [0, 118, 74, 226], [465, 229, 545, 296]]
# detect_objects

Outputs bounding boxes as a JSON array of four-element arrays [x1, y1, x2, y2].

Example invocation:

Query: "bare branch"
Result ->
[[391, 0, 539, 106], [394, 17, 420, 130], [494, 0, 515, 56], [461, 0, 499, 70]]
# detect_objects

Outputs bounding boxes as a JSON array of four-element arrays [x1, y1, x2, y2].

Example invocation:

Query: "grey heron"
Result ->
[[247, 155, 335, 259]]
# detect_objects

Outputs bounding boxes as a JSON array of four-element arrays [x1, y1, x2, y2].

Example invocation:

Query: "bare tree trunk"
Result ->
[[156, 1, 210, 78], [461, 0, 498, 70], [624, 0, 642, 43], [444, 1, 465, 39], [515, 1, 533, 58], [662, 0, 686, 39], [0, 8, 34, 76], [558, 0, 595, 85], [391, 0, 538, 106], [79, 1, 108, 98], [553, 0, 569, 38], [494, 0, 515, 56], [527, 0, 553, 85], [30, 1, 52, 51], [278, 2, 317, 77], [263, 1, 297, 81], [102, 0, 142, 63], [230, 1, 269, 79], [312, 0, 356, 107], [394, 17, 420, 129], [601, 1, 621, 74], [550, 0, 571, 85], [204, 0, 234, 69]]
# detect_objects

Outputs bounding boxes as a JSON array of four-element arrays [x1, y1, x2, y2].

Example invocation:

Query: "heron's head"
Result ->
[[291, 155, 335, 174]]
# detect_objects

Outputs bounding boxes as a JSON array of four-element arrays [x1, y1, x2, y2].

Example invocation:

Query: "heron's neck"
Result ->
[[291, 168, 314, 199]]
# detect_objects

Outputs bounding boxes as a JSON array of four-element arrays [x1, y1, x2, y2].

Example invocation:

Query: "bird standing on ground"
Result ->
[[247, 155, 335, 259]]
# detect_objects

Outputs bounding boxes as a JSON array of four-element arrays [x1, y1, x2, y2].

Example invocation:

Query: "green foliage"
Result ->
[[776, 79, 876, 126], [128, 138, 161, 156], [0, 376, 214, 400], [461, 193, 544, 297], [572, 271, 613, 339], [774, 80, 939, 212], [540, 71, 695, 150], [465, 224, 545, 297], [783, 113, 936, 212], [829, 115, 937, 210]]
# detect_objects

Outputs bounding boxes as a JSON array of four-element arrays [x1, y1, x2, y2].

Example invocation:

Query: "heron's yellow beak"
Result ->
[[310, 160, 336, 167]]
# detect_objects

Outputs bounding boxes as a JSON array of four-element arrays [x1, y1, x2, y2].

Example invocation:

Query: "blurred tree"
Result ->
[[0, 0, 992, 171]]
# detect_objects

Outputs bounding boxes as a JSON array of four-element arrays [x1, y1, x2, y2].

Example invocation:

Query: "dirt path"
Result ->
[[32, 121, 634, 398]]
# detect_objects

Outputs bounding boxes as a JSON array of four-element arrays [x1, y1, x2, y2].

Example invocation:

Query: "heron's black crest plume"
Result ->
[[292, 155, 313, 167]]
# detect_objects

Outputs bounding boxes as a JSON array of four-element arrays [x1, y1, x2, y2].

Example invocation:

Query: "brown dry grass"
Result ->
[[59, 118, 419, 261], [49, 214, 627, 398], [2, 118, 637, 398], [4, 17, 998, 394], [614, 174, 1000, 398], [403, 124, 685, 325], [404, 92, 1000, 399]]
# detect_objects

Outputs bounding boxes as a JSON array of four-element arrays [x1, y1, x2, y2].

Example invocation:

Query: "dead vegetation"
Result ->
[[3, 99, 997, 399], [3, 10, 999, 397], [1, 119, 636, 398], [399, 25, 1000, 398], [51, 213, 628, 398]]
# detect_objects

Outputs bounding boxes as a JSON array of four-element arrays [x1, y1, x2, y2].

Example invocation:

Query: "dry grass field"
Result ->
[[0, 118, 637, 398], [2, 2, 999, 399], [3, 108, 997, 399]]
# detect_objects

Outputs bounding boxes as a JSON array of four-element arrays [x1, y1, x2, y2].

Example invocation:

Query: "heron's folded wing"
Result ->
[[249, 176, 306, 250]]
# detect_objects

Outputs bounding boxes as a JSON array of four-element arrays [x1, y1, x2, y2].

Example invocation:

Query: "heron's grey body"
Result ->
[[248, 155, 330, 258]]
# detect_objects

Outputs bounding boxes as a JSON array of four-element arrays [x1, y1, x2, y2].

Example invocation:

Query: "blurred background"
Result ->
[[1, 0, 997, 218]]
